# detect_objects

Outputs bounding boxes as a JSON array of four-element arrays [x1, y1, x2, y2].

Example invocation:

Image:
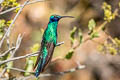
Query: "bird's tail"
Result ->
[[34, 58, 44, 77]]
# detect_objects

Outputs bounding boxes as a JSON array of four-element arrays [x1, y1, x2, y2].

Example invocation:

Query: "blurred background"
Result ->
[[1, 0, 120, 80]]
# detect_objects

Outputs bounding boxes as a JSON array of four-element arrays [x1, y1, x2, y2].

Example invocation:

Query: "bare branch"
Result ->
[[0, 47, 15, 57], [0, 67, 7, 78], [7, 67, 34, 73], [0, 0, 30, 48], [56, 41, 64, 46], [0, 30, 24, 79], [0, 26, 25, 79], [0, 0, 45, 15], [0, 51, 39, 65], [7, 65, 85, 78], [10, 34, 23, 58], [0, 32, 23, 79]]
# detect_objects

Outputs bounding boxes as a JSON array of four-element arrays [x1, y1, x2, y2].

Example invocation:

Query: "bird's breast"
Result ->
[[44, 29, 57, 45]]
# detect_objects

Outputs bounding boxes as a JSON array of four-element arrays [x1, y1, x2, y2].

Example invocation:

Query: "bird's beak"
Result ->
[[60, 16, 74, 19]]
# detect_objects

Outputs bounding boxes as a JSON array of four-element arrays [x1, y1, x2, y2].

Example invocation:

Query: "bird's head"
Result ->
[[49, 14, 74, 22]]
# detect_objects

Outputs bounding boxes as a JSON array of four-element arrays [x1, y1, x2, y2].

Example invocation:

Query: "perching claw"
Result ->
[[56, 41, 64, 46]]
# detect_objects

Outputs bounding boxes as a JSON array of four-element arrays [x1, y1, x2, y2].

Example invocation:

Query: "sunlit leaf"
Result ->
[[31, 43, 40, 53], [24, 60, 34, 76], [78, 29, 83, 44], [0, 20, 5, 28], [70, 27, 77, 44], [102, 2, 117, 22], [114, 38, 120, 46], [65, 49, 74, 59], [108, 47, 117, 55], [88, 19, 96, 31], [6, 20, 13, 26], [90, 31, 99, 39]]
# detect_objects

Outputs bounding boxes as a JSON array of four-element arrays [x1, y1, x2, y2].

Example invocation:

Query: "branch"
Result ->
[[0, 51, 39, 65], [0, 67, 7, 78], [7, 65, 85, 78], [0, 0, 30, 48], [0, 47, 15, 57], [56, 41, 64, 46], [0, 52, 85, 79], [0, 0, 45, 15], [0, 35, 23, 78], [0, 0, 30, 78], [7, 67, 34, 73], [10, 34, 23, 58]]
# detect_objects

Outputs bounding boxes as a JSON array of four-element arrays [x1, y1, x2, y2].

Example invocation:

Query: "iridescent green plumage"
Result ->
[[34, 15, 74, 77]]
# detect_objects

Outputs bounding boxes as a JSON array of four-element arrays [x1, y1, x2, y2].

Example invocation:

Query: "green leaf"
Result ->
[[0, 20, 5, 28], [31, 43, 40, 53], [65, 49, 74, 59], [70, 27, 77, 44], [6, 20, 13, 26], [78, 29, 83, 44], [114, 38, 120, 46], [24, 60, 34, 76], [109, 47, 117, 55], [90, 31, 99, 39], [88, 19, 96, 31]]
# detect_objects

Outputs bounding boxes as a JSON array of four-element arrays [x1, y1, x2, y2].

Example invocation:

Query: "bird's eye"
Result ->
[[50, 15, 59, 22], [54, 17, 58, 21]]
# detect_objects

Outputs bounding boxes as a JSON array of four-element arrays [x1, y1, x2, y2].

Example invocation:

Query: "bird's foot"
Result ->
[[56, 41, 64, 46]]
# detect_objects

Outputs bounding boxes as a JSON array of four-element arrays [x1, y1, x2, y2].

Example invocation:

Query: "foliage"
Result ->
[[88, 19, 99, 39], [0, 20, 13, 39], [0, 20, 5, 38], [65, 1, 120, 59], [102, 2, 118, 22], [65, 49, 74, 59], [78, 29, 83, 44], [1, 0, 20, 12], [88, 19, 96, 31], [65, 27, 83, 60], [70, 27, 77, 44], [0, 0, 22, 78], [98, 37, 120, 55]]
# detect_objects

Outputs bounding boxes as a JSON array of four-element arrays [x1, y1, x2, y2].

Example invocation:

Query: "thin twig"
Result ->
[[0, 30, 24, 79], [0, 0, 30, 48], [0, 34, 24, 79], [0, 47, 15, 57], [0, 51, 39, 65], [0, 0, 45, 15], [7, 67, 34, 73], [56, 41, 64, 46], [0, 67, 7, 78], [10, 34, 23, 58]]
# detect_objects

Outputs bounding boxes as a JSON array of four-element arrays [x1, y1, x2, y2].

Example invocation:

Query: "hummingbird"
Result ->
[[34, 14, 74, 77]]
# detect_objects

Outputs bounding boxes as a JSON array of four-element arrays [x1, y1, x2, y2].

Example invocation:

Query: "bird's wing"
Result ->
[[34, 42, 55, 71], [33, 42, 43, 70], [42, 42, 55, 71]]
